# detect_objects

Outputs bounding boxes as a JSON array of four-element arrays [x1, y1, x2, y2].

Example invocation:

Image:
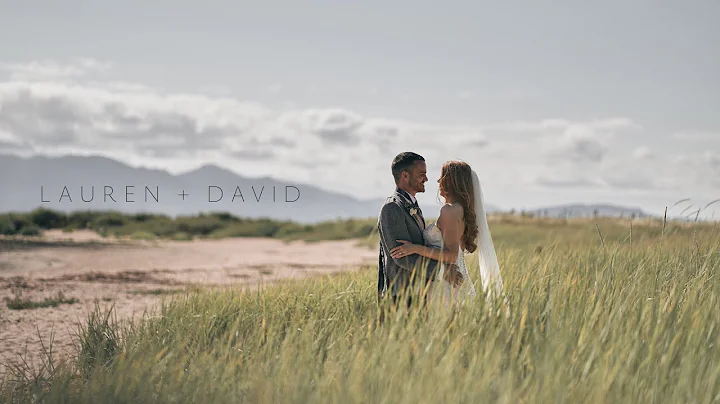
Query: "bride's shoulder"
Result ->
[[440, 203, 464, 219]]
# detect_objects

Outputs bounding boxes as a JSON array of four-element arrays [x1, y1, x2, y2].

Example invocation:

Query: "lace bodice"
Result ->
[[423, 222, 444, 248]]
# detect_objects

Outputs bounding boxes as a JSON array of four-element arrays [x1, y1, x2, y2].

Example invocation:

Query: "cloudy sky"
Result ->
[[0, 1, 718, 217]]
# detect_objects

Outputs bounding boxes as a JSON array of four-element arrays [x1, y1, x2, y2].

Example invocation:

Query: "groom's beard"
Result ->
[[410, 179, 425, 193]]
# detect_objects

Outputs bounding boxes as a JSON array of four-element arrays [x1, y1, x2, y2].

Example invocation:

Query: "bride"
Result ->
[[389, 160, 504, 305]]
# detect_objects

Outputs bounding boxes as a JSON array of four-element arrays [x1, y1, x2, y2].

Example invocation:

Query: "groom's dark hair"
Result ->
[[391, 152, 425, 184]]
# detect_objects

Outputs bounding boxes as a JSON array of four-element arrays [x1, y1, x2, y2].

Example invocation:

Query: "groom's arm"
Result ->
[[379, 202, 440, 282]]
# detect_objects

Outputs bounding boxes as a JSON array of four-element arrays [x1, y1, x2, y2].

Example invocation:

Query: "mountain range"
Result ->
[[0, 153, 389, 223], [522, 203, 651, 219], [0, 153, 653, 222]]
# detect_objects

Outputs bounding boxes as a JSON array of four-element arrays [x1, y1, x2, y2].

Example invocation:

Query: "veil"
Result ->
[[471, 170, 504, 299]]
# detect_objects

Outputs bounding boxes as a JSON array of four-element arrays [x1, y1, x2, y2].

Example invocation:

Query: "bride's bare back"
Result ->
[[436, 202, 465, 251]]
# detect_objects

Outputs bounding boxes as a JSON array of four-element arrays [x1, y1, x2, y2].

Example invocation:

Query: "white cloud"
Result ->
[[528, 136, 718, 195], [0, 58, 716, 206], [553, 124, 608, 163], [701, 151, 720, 187], [601, 167, 663, 191], [663, 151, 720, 189], [633, 146, 654, 160], [1, 58, 110, 81], [704, 150, 719, 167], [533, 174, 605, 188], [0, 74, 491, 189], [538, 118, 640, 166], [0, 128, 22, 145], [525, 117, 650, 192], [481, 117, 638, 134], [300, 108, 365, 145]]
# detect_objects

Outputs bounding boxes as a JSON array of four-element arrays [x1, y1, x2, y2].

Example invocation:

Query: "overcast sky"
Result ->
[[0, 1, 718, 217]]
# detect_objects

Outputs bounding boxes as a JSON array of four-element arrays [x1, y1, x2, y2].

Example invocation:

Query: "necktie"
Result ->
[[397, 189, 425, 229], [412, 201, 425, 229]]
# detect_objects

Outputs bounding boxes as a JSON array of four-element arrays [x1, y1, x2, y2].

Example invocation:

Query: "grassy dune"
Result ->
[[2, 217, 719, 402]]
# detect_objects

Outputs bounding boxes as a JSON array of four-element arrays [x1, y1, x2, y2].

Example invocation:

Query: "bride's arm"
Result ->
[[391, 204, 462, 263]]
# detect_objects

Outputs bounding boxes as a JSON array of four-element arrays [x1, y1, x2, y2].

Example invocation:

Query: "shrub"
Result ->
[[175, 216, 225, 235], [30, 207, 67, 229], [92, 212, 127, 228], [210, 212, 238, 222], [67, 211, 100, 229], [170, 232, 193, 241], [129, 230, 156, 240], [19, 224, 41, 236], [0, 216, 16, 235], [7, 214, 32, 233]]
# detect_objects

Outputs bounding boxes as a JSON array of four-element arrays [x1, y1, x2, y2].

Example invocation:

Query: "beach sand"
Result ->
[[0, 230, 376, 377]]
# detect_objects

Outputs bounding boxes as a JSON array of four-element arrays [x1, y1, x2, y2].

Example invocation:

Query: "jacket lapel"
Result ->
[[393, 190, 424, 233]]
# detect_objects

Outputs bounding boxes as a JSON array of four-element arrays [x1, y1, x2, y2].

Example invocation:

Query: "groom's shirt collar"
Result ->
[[396, 188, 417, 205]]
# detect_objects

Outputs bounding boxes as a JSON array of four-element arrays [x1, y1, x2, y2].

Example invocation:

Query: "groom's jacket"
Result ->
[[377, 189, 440, 300]]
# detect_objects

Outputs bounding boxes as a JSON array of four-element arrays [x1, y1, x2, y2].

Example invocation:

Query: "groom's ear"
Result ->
[[400, 171, 412, 185], [394, 171, 404, 185]]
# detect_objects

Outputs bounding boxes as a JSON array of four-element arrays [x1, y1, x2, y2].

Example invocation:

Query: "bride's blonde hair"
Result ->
[[438, 160, 478, 253]]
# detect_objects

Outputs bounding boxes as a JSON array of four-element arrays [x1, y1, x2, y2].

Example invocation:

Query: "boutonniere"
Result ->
[[395, 194, 418, 217]]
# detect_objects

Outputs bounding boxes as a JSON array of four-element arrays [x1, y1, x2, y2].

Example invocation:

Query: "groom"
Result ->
[[377, 152, 441, 309]]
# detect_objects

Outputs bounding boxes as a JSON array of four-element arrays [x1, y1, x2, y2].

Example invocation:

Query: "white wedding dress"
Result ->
[[424, 221, 476, 305], [422, 170, 505, 307]]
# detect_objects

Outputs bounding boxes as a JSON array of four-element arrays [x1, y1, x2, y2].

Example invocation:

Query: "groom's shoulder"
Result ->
[[379, 195, 403, 214], [383, 194, 405, 207]]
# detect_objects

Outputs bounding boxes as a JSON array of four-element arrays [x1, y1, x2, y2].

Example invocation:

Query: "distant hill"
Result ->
[[521, 203, 652, 219], [0, 153, 655, 223], [0, 154, 387, 223]]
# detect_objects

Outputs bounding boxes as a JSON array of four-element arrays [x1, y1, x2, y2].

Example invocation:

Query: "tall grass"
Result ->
[[1, 220, 719, 402]]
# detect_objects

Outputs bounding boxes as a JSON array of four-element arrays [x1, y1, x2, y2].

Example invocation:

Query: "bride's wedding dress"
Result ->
[[423, 170, 504, 307], [423, 221, 476, 304]]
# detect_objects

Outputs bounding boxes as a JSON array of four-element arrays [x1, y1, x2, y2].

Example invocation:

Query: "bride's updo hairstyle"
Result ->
[[438, 160, 478, 253]]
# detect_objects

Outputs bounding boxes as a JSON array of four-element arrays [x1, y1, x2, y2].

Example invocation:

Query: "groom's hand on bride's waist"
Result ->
[[390, 239, 420, 259]]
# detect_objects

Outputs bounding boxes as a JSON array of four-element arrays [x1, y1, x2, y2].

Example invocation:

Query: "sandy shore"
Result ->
[[0, 230, 376, 377]]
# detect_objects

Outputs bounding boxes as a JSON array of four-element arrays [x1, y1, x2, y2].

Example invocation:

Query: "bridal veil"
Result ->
[[470, 170, 504, 299]]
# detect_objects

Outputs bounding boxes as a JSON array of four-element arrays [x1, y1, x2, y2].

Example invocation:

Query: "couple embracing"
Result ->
[[377, 152, 504, 311]]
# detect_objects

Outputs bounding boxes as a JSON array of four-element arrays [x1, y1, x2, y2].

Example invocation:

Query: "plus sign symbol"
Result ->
[[178, 190, 189, 200]]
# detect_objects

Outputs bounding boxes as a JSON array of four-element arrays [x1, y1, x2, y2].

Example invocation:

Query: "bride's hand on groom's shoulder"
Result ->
[[390, 239, 419, 259]]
